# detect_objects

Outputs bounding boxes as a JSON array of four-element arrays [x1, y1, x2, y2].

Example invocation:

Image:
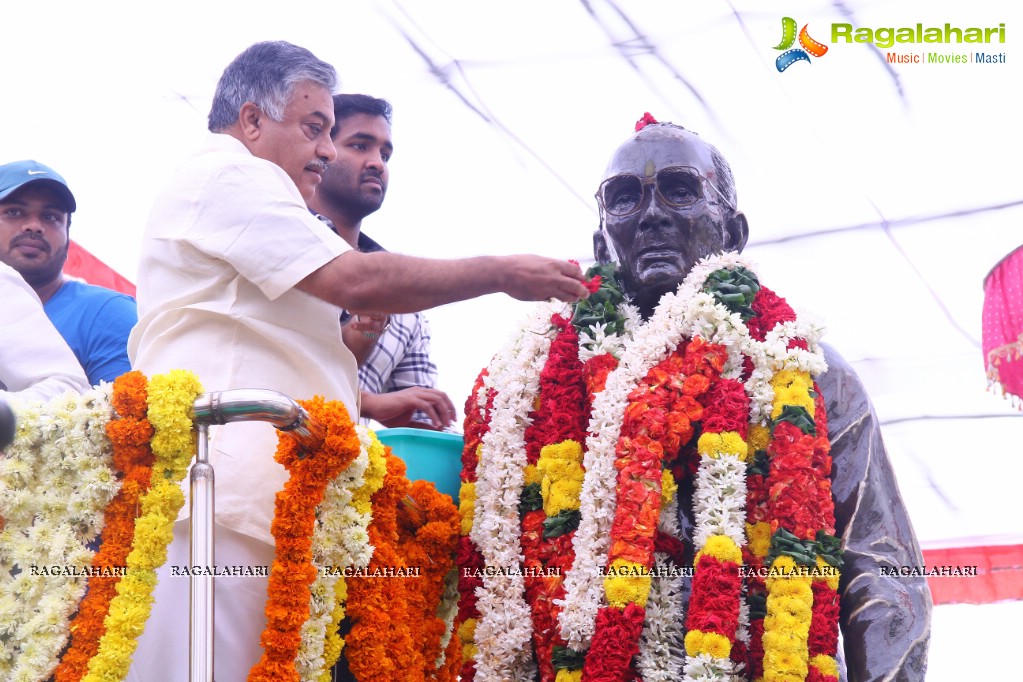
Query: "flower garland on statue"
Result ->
[[0, 385, 119, 682], [454, 370, 494, 682], [512, 265, 642, 682], [519, 315, 590, 682], [468, 299, 569, 681], [83, 369, 204, 682], [460, 253, 844, 681]]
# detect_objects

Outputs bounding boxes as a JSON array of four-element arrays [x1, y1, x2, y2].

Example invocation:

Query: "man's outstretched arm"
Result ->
[[297, 250, 589, 313]]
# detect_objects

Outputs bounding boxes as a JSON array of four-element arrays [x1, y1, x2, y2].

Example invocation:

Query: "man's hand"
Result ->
[[342, 313, 390, 367], [361, 387, 457, 430], [498, 256, 590, 303]]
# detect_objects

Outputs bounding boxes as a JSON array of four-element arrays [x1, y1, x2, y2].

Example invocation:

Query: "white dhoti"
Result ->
[[127, 520, 274, 682]]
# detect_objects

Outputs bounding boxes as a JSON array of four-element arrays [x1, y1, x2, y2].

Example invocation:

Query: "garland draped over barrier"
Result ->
[[2, 374, 461, 682], [457, 253, 843, 682]]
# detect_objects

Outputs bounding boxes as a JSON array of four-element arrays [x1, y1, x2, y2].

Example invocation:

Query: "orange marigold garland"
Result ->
[[55, 372, 156, 682], [398, 479, 461, 679], [344, 449, 418, 681], [248, 396, 362, 682], [586, 340, 721, 681]]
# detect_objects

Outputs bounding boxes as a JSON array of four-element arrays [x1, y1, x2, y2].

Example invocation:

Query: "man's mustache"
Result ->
[[11, 233, 50, 253], [305, 160, 329, 173], [360, 170, 385, 189]]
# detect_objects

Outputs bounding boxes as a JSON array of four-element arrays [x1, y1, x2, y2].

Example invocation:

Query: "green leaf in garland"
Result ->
[[701, 265, 761, 322], [519, 483, 543, 516], [747, 449, 770, 476], [551, 645, 587, 670], [572, 263, 628, 337], [815, 530, 844, 569], [765, 527, 818, 567], [747, 592, 767, 620], [543, 509, 581, 538], [772, 404, 816, 436]]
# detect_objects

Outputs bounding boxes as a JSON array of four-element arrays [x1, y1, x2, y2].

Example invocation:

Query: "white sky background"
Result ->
[[3, 0, 1022, 674]]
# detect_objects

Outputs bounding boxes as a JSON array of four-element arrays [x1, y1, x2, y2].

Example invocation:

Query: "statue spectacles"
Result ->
[[595, 166, 733, 217]]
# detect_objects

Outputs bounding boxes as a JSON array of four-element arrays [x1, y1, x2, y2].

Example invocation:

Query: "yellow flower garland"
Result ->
[[536, 440, 585, 518], [760, 368, 839, 682]]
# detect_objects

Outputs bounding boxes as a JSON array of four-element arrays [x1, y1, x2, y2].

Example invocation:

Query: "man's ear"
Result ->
[[237, 102, 263, 142], [725, 211, 749, 253], [593, 229, 612, 264]]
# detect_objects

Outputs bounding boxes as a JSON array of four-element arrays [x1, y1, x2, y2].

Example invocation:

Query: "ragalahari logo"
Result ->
[[774, 17, 829, 71]]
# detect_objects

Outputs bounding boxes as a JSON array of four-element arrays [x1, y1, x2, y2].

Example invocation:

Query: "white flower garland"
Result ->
[[577, 302, 642, 361], [296, 424, 374, 681], [470, 300, 567, 681], [635, 494, 687, 681], [0, 386, 118, 682], [433, 567, 461, 669], [691, 456, 748, 550]]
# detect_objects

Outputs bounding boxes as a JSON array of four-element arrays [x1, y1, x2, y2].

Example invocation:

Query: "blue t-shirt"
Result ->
[[44, 280, 137, 385]]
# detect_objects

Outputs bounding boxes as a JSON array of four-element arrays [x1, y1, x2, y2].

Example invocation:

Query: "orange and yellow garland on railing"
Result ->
[[248, 396, 362, 681], [82, 369, 204, 682], [3, 373, 462, 682], [55, 372, 156, 682]]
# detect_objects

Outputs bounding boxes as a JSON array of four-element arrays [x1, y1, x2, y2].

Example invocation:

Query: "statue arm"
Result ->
[[820, 344, 932, 682]]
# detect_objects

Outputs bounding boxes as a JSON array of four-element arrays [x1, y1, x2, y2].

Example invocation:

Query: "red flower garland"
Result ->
[[519, 315, 589, 681], [587, 338, 732, 680]]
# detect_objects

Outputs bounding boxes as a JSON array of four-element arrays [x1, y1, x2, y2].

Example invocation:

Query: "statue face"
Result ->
[[595, 126, 747, 316]]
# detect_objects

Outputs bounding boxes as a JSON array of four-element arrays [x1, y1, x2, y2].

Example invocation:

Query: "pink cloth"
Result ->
[[983, 245, 1023, 400]]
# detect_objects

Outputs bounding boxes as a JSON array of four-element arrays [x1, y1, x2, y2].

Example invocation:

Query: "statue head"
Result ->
[[593, 121, 748, 317]]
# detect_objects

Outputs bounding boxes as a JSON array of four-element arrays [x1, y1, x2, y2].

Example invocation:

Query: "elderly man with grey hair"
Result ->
[[127, 41, 589, 680]]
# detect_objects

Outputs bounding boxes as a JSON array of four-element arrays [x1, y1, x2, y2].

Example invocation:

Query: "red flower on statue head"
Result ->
[[635, 112, 659, 131]]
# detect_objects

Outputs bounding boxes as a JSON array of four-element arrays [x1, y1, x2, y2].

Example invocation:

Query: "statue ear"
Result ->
[[725, 211, 749, 253], [593, 229, 612, 264]]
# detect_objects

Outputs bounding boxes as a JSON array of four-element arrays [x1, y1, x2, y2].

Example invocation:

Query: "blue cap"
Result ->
[[0, 160, 76, 213]]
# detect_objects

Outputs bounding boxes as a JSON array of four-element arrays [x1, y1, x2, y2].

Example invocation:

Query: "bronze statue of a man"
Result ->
[[457, 119, 931, 682], [596, 121, 931, 680]]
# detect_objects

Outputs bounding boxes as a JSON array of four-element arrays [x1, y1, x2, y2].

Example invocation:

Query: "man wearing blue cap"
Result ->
[[0, 160, 136, 385]]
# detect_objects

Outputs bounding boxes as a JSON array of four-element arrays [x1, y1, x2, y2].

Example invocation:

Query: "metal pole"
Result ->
[[189, 422, 214, 681], [187, 389, 323, 682]]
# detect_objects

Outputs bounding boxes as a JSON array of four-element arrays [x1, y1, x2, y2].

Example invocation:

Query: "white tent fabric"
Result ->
[[3, 1, 1020, 678]]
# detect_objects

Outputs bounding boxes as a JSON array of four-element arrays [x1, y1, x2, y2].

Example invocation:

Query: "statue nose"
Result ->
[[637, 194, 672, 230]]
